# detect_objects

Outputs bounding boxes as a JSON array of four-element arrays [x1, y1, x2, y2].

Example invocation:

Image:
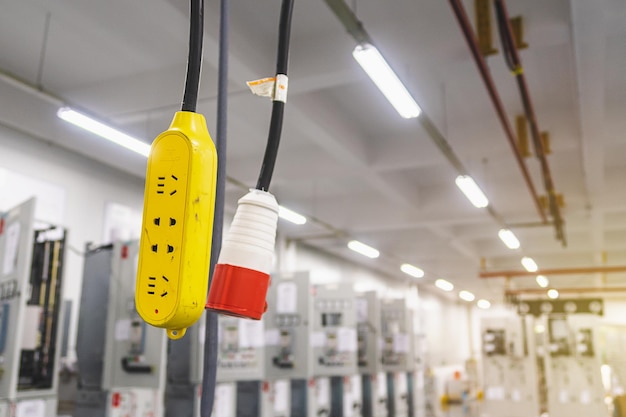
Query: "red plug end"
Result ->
[[206, 190, 278, 320], [205, 264, 269, 319]]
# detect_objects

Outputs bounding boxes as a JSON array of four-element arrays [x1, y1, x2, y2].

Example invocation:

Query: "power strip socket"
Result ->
[[136, 111, 217, 339]]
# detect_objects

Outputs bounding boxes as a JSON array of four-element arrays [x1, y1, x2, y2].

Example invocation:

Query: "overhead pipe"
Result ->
[[480, 265, 626, 278], [506, 287, 626, 295], [447, 0, 547, 224], [493, 0, 566, 246]]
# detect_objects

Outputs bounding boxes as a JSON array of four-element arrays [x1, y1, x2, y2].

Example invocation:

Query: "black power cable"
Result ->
[[200, 0, 228, 413], [255, 0, 295, 191], [494, 1, 518, 73], [181, 0, 204, 113]]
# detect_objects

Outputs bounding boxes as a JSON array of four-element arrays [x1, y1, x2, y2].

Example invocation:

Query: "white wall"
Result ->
[[0, 123, 145, 359], [0, 123, 475, 366]]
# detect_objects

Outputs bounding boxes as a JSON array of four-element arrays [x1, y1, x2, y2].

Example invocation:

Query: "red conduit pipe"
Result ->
[[494, 0, 566, 245], [447, 0, 547, 223]]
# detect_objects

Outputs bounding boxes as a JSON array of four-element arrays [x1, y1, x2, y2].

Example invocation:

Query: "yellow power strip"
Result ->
[[136, 111, 217, 340]]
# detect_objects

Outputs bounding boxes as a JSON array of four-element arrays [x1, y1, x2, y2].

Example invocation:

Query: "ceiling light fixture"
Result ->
[[498, 228, 520, 249], [57, 107, 150, 157], [352, 44, 421, 119], [536, 275, 549, 288], [347, 240, 380, 259], [435, 279, 454, 292], [278, 205, 307, 225], [455, 175, 489, 208], [459, 290, 475, 302], [401, 263, 425, 278], [547, 289, 559, 299], [521, 256, 538, 272], [477, 299, 491, 309]]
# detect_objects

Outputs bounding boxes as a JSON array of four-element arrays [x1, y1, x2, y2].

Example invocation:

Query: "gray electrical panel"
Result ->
[[217, 315, 266, 382], [0, 198, 67, 417], [265, 272, 311, 382], [542, 314, 605, 417], [75, 241, 167, 417], [311, 284, 360, 417], [311, 284, 358, 378], [481, 315, 541, 417], [357, 292, 387, 417], [211, 314, 271, 417], [380, 299, 413, 417], [264, 273, 360, 417]]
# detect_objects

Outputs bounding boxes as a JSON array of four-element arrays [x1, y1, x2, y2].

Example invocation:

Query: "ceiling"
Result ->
[[0, 0, 625, 303]]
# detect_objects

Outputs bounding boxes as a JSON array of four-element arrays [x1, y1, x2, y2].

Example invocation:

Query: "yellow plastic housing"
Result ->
[[136, 111, 217, 340]]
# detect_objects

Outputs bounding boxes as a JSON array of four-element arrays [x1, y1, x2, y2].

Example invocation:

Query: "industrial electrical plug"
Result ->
[[205, 189, 279, 320], [136, 111, 217, 340]]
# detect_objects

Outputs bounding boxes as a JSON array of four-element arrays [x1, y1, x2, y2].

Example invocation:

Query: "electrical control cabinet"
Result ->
[[0, 198, 67, 417], [542, 314, 605, 417], [357, 292, 387, 417], [264, 272, 311, 417], [379, 299, 413, 417], [312, 284, 359, 417], [480, 315, 541, 417], [311, 284, 358, 378], [264, 273, 360, 417], [75, 241, 167, 417], [212, 314, 290, 417]]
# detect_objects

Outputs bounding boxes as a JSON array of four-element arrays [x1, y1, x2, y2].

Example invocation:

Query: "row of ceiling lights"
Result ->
[[346, 238, 491, 310], [351, 44, 494, 309], [352, 43, 560, 303]]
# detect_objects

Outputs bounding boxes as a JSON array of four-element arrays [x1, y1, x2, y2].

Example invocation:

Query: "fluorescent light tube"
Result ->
[[455, 175, 489, 208], [57, 107, 150, 157], [278, 205, 307, 225], [498, 228, 520, 249], [547, 289, 559, 299], [536, 275, 549, 288], [477, 299, 491, 309], [435, 279, 454, 292], [401, 263, 424, 278], [352, 44, 421, 119], [347, 240, 380, 259], [459, 290, 475, 302], [521, 256, 538, 272]]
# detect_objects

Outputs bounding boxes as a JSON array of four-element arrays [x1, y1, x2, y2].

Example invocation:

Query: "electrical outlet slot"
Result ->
[[139, 164, 188, 324]]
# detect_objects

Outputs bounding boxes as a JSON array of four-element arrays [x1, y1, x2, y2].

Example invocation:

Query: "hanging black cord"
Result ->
[[181, 0, 204, 112], [199, 0, 228, 414], [255, 0, 295, 191], [494, 1, 518, 72]]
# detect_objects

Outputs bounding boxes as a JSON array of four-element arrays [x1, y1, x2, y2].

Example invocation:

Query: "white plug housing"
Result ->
[[206, 189, 279, 319]]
